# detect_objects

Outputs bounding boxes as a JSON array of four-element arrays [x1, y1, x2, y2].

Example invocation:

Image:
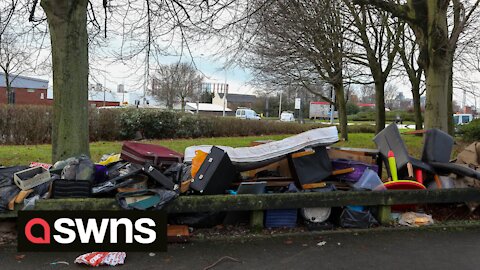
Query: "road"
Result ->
[[1, 228, 480, 269]]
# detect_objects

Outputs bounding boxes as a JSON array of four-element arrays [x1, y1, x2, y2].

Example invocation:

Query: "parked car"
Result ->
[[453, 114, 473, 125], [280, 111, 295, 122], [235, 108, 261, 120]]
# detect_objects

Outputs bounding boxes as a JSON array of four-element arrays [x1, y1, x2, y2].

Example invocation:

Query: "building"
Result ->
[[184, 102, 233, 116], [0, 73, 49, 105], [211, 83, 257, 111], [0, 73, 120, 107]]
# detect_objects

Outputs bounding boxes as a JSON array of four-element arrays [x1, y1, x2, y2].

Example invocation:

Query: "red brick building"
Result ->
[[0, 73, 120, 107]]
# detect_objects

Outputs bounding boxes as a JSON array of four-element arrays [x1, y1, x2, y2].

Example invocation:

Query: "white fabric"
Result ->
[[184, 126, 338, 163]]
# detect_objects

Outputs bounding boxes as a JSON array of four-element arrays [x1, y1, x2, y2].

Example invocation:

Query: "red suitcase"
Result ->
[[120, 141, 183, 167]]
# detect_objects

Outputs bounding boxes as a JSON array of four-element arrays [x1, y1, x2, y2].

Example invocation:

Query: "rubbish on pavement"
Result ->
[[191, 150, 208, 178], [387, 150, 399, 182], [398, 212, 434, 227], [98, 153, 121, 166], [121, 141, 183, 168], [116, 189, 178, 210], [74, 252, 126, 267], [332, 158, 379, 182], [167, 224, 190, 242], [317, 241, 327, 246], [353, 168, 385, 191], [190, 146, 237, 195], [50, 261, 69, 266], [203, 256, 241, 270], [184, 126, 339, 171], [142, 163, 178, 190], [29, 162, 52, 170], [339, 207, 378, 229], [290, 146, 332, 185], [14, 166, 51, 190]]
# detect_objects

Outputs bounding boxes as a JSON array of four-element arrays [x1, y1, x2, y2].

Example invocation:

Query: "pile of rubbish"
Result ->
[[1, 124, 480, 230]]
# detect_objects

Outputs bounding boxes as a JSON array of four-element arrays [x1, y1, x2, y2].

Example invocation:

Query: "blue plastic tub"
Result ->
[[265, 209, 298, 228]]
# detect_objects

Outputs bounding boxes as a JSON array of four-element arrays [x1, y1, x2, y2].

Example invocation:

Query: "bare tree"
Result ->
[[353, 0, 480, 134], [151, 62, 203, 111], [0, 1, 37, 104], [238, 0, 351, 140], [14, 0, 263, 162], [398, 25, 424, 130], [0, 31, 34, 104], [345, 3, 402, 133]]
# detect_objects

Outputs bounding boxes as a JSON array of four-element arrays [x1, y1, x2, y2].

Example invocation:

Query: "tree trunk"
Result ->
[[447, 54, 454, 135], [411, 83, 423, 130], [334, 82, 348, 141], [181, 97, 185, 112], [424, 63, 450, 132], [42, 0, 90, 162], [5, 74, 14, 105], [374, 80, 385, 134]]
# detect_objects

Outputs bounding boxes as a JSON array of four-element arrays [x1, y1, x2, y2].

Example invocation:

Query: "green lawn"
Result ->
[[0, 133, 424, 166]]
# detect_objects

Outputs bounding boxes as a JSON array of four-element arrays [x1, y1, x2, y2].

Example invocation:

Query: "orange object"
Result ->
[[434, 174, 443, 188], [331, 168, 355, 176], [167, 225, 190, 243], [302, 182, 327, 190], [191, 150, 208, 178]]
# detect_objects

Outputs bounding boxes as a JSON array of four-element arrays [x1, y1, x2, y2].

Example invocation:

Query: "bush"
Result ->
[[346, 102, 360, 115], [459, 119, 480, 141], [0, 105, 52, 144], [348, 110, 418, 122], [0, 106, 377, 145]]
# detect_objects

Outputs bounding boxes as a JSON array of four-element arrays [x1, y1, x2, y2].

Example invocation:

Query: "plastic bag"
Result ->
[[340, 208, 378, 229], [398, 212, 434, 227], [74, 252, 126, 267], [191, 150, 208, 178]]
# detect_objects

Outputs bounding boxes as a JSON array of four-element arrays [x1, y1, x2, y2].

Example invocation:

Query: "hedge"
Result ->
[[458, 119, 480, 142], [0, 105, 376, 145], [348, 110, 419, 122]]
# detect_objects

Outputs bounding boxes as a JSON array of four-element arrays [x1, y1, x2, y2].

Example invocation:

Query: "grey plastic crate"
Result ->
[[14, 167, 51, 190]]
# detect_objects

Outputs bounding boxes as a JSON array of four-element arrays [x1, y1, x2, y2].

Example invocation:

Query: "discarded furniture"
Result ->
[[373, 123, 433, 178], [422, 128, 480, 180]]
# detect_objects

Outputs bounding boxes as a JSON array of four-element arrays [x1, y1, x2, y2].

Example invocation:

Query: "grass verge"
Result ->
[[0, 133, 424, 166]]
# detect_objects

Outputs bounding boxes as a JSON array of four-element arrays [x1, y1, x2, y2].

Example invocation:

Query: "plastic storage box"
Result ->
[[265, 209, 298, 228]]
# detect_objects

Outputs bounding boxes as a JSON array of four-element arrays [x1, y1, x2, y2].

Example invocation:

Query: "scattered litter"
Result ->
[[284, 239, 293, 245], [50, 261, 69, 266], [337, 242, 341, 246], [203, 256, 241, 270], [149, 252, 156, 257], [74, 252, 126, 267], [15, 254, 25, 260], [316, 241, 326, 246], [398, 212, 434, 227]]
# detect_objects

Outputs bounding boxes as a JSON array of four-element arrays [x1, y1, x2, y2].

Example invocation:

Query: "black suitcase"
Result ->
[[290, 146, 332, 185], [143, 164, 178, 191], [190, 146, 237, 195]]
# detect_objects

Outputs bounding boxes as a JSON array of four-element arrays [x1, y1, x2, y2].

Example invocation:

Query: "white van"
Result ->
[[453, 114, 473, 125], [236, 108, 261, 120], [280, 111, 295, 122]]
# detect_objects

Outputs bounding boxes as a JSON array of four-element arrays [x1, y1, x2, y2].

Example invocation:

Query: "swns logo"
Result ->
[[18, 211, 167, 252]]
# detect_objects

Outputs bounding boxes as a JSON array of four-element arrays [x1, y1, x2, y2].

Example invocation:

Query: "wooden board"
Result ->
[[167, 225, 190, 243]]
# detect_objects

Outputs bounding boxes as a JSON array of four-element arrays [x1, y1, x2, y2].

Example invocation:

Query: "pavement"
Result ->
[[1, 227, 480, 269]]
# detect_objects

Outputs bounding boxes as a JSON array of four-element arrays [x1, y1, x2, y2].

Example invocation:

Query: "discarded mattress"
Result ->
[[184, 126, 339, 171]]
